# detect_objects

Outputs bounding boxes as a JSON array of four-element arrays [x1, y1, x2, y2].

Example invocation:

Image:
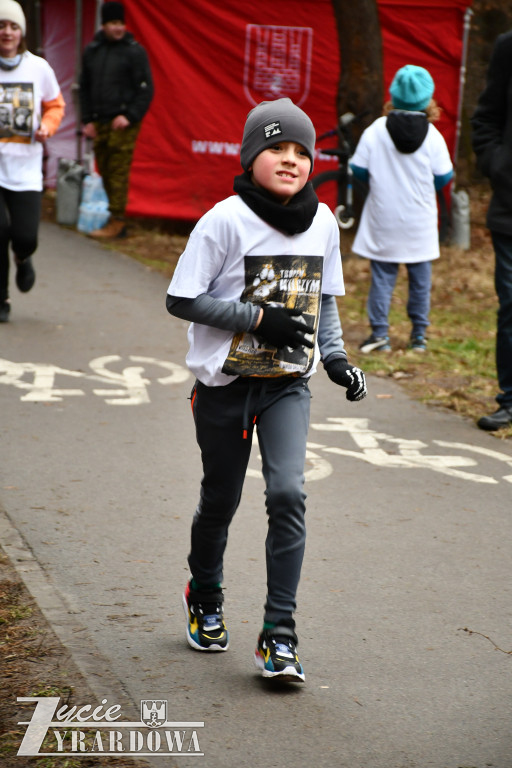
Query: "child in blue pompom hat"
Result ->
[[351, 64, 454, 354]]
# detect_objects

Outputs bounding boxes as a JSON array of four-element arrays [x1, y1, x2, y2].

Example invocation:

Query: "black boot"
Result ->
[[477, 406, 512, 431]]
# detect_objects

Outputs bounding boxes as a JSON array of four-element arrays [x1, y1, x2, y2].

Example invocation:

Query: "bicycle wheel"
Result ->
[[312, 169, 367, 229], [311, 169, 343, 211]]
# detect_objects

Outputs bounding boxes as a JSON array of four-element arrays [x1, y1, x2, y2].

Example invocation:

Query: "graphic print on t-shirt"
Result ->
[[222, 254, 323, 377], [0, 83, 33, 142]]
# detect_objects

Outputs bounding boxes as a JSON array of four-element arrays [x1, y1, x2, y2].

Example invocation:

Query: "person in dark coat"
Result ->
[[471, 30, 512, 431], [79, 1, 153, 239]]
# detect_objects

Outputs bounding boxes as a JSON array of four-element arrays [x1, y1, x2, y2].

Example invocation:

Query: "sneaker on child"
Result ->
[[408, 333, 427, 351], [254, 627, 305, 682], [182, 581, 229, 652], [359, 333, 391, 353]]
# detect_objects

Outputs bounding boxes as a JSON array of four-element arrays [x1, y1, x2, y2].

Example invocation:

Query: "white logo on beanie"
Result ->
[[264, 121, 283, 139]]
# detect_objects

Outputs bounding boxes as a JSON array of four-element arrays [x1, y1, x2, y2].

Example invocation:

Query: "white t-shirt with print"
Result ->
[[168, 195, 345, 387], [351, 116, 453, 263], [0, 51, 61, 191]]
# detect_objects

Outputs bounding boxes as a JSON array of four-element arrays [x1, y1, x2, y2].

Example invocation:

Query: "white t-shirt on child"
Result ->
[[168, 195, 345, 387], [0, 51, 61, 192], [351, 115, 453, 263]]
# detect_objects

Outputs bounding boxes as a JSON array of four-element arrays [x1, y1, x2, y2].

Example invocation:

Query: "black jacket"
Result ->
[[471, 30, 512, 235], [79, 31, 153, 125]]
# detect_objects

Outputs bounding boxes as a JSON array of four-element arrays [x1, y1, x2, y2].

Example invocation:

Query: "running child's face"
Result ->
[[249, 141, 311, 204]]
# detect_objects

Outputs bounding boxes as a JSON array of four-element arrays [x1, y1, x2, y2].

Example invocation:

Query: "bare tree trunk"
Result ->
[[331, 0, 383, 140]]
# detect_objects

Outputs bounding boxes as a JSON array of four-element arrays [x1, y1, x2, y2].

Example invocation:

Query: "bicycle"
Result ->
[[312, 112, 368, 230]]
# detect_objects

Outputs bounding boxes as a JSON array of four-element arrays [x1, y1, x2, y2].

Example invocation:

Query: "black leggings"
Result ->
[[0, 187, 41, 301]]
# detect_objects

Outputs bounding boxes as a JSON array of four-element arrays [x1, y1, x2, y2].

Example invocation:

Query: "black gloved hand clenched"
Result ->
[[325, 358, 367, 401], [256, 306, 314, 350]]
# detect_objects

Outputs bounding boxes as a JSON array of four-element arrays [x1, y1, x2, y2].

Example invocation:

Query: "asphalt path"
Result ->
[[1, 221, 512, 767]]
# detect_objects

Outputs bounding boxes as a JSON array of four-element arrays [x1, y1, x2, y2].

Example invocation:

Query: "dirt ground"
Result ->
[[0, 551, 151, 768]]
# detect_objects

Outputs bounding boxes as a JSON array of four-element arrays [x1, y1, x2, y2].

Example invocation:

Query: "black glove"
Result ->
[[325, 359, 367, 401], [256, 307, 314, 350]]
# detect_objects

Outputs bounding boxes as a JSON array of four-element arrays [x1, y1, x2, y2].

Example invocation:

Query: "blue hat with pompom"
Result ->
[[390, 65, 434, 111]]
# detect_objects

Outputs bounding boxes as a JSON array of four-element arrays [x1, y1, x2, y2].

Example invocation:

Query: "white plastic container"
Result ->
[[451, 188, 470, 250], [77, 173, 109, 233]]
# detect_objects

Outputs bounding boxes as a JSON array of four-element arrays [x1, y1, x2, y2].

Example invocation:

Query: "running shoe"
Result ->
[[0, 300, 10, 323], [254, 628, 305, 682], [359, 333, 391, 353], [182, 581, 229, 652], [15, 257, 36, 293]]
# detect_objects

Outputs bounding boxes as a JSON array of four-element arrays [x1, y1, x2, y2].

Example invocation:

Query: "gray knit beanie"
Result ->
[[0, 0, 26, 35], [240, 98, 316, 172]]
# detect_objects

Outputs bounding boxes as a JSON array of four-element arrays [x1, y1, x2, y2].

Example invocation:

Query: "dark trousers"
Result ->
[[93, 122, 140, 217], [0, 187, 41, 301], [491, 231, 512, 407], [189, 376, 311, 626]]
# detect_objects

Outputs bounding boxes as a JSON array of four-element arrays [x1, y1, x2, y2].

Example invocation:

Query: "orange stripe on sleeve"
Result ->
[[40, 92, 65, 137]]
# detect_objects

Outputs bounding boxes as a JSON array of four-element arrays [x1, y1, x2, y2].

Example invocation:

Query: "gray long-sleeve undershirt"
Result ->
[[166, 292, 347, 364]]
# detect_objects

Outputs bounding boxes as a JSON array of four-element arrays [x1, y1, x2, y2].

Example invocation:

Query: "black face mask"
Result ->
[[233, 172, 319, 235]]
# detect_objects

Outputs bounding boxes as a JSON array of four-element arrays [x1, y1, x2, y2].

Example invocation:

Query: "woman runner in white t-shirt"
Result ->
[[0, 0, 64, 323]]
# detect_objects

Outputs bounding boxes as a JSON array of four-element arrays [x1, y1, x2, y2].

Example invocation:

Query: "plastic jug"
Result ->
[[56, 158, 85, 226], [451, 188, 471, 250], [77, 174, 110, 233]]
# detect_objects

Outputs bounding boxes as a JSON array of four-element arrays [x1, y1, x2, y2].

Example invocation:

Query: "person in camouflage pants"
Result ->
[[80, 2, 153, 239], [93, 121, 141, 222]]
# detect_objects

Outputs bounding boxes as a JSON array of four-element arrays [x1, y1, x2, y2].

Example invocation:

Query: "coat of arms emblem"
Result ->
[[141, 700, 167, 728], [243, 24, 313, 106]]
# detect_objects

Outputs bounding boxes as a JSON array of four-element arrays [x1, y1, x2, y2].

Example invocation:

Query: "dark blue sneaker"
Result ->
[[408, 333, 427, 352], [254, 627, 305, 682], [182, 581, 229, 652]]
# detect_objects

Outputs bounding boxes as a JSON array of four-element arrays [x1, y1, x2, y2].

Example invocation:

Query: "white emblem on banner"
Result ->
[[243, 24, 313, 106]]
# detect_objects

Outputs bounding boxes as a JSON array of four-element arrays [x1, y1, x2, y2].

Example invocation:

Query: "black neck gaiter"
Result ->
[[233, 172, 319, 235]]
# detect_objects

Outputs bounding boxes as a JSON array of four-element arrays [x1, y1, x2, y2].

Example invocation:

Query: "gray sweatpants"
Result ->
[[189, 376, 311, 627]]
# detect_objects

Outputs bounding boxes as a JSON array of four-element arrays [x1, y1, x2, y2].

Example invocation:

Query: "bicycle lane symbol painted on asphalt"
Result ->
[[310, 417, 512, 485], [0, 356, 190, 405], [2, 358, 511, 484]]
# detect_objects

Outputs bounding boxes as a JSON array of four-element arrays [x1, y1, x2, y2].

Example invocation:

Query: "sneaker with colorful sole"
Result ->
[[254, 627, 305, 682], [182, 581, 229, 652]]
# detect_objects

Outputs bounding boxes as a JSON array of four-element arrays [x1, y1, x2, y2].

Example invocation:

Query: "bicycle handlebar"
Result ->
[[316, 129, 337, 141], [317, 110, 370, 144]]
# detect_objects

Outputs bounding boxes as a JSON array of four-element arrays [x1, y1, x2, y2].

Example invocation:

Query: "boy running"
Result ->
[[166, 98, 367, 682]]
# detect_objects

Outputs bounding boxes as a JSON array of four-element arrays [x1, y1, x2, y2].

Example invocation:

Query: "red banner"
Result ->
[[42, 0, 472, 221]]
